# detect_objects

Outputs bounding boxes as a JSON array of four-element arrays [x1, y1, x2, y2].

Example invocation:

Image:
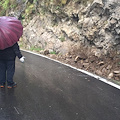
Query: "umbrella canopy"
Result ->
[[0, 16, 23, 50]]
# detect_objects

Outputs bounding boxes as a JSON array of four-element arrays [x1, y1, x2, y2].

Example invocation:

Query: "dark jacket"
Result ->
[[0, 43, 22, 60]]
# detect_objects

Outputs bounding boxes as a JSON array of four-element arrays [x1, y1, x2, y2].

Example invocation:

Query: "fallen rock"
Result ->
[[98, 61, 104, 66], [74, 56, 80, 63], [108, 73, 114, 79], [114, 74, 120, 78], [102, 68, 107, 73], [106, 65, 112, 70], [79, 53, 87, 60], [74, 53, 87, 63], [89, 55, 98, 63], [83, 63, 89, 67], [95, 70, 103, 76], [39, 50, 44, 54], [69, 55, 72, 59], [110, 18, 117, 24], [44, 49, 49, 55], [49, 54, 57, 59], [113, 71, 120, 74], [114, 77, 120, 81]]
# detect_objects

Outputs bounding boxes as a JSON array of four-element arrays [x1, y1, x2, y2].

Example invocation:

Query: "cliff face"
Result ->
[[1, 0, 120, 56]]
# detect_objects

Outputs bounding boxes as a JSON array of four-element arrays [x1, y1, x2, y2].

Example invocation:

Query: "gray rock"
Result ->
[[44, 50, 50, 55], [108, 73, 114, 79]]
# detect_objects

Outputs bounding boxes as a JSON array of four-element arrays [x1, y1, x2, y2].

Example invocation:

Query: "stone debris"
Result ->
[[96, 70, 103, 76], [98, 61, 104, 66], [108, 73, 114, 79], [43, 49, 49, 55], [108, 71, 120, 80], [74, 56, 80, 63], [83, 63, 89, 67], [113, 71, 120, 74]]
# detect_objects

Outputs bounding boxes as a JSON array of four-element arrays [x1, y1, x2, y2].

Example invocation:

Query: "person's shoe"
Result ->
[[7, 83, 17, 89], [0, 83, 5, 88]]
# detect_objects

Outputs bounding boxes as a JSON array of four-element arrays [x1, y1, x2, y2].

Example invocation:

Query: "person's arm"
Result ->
[[12, 42, 22, 59], [12, 43, 25, 62]]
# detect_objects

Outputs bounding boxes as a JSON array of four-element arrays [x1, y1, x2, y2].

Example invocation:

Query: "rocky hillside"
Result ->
[[21, 0, 120, 56], [1, 0, 120, 82]]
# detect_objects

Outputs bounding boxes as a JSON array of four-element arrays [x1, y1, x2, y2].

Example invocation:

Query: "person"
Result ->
[[0, 42, 25, 88]]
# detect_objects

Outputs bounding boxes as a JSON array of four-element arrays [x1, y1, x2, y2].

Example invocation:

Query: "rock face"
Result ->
[[20, 0, 120, 55], [80, 0, 120, 54]]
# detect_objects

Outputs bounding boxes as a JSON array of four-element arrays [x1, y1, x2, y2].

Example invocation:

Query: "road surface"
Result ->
[[0, 50, 120, 120]]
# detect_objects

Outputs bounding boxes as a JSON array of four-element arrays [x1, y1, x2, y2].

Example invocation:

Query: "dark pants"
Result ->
[[0, 60, 15, 85]]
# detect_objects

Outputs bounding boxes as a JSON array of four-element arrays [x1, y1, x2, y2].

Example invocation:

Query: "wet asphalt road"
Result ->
[[0, 51, 120, 120]]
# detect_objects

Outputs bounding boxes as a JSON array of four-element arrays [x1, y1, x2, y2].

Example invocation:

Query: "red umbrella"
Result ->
[[0, 16, 23, 50]]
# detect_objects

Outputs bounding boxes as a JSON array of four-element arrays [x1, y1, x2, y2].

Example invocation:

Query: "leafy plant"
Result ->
[[50, 51, 57, 54], [59, 36, 65, 42], [0, 0, 17, 16], [0, 0, 9, 10], [30, 46, 43, 52]]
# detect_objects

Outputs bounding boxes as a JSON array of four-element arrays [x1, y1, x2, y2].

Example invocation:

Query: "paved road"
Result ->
[[0, 51, 120, 120]]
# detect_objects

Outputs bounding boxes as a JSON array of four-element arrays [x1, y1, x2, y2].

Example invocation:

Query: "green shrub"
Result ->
[[59, 36, 65, 42], [30, 46, 43, 52], [0, 0, 9, 10], [50, 51, 57, 54]]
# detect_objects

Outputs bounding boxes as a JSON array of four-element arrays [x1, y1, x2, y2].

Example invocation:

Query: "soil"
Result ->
[[46, 47, 120, 85]]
